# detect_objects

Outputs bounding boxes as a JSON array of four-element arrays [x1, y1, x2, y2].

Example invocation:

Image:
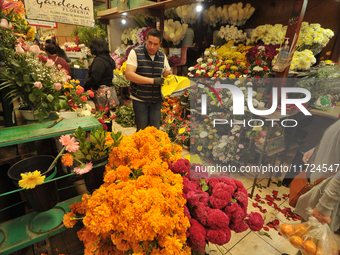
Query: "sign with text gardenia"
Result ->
[[24, 0, 95, 27]]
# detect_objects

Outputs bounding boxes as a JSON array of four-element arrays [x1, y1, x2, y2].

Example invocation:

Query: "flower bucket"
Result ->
[[182, 28, 194, 47], [83, 155, 109, 193], [19, 109, 49, 121], [169, 48, 181, 58], [7, 155, 58, 212], [70, 68, 88, 87]]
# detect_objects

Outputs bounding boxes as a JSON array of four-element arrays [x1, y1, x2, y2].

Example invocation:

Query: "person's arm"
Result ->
[[302, 148, 315, 163], [313, 171, 340, 223]]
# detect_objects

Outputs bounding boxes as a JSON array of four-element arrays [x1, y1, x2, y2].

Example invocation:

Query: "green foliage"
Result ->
[[134, 14, 156, 28], [73, 126, 123, 162], [71, 9, 107, 47], [114, 105, 135, 127]]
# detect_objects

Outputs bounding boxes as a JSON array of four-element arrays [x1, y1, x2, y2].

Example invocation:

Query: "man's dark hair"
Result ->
[[146, 28, 162, 42], [90, 37, 110, 56], [45, 43, 58, 54]]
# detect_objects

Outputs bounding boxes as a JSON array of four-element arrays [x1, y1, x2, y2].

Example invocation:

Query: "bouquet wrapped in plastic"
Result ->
[[279, 210, 339, 255]]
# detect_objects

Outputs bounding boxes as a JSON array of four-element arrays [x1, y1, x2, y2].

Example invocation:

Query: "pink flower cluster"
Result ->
[[111, 53, 127, 70], [169, 159, 264, 252]]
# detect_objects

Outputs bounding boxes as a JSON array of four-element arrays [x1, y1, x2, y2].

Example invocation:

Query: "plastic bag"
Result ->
[[161, 74, 191, 98], [279, 209, 339, 255], [93, 85, 120, 109]]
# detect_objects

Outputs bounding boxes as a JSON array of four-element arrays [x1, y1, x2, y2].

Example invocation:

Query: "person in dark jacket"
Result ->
[[83, 38, 116, 132], [83, 37, 115, 91]]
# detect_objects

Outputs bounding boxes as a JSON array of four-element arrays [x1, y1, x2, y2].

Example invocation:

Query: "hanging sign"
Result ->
[[26, 19, 58, 28], [24, 0, 95, 27]]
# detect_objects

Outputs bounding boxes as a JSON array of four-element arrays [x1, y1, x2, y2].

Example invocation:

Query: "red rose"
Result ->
[[244, 69, 249, 73], [214, 74, 218, 78], [88, 90, 94, 97], [195, 73, 199, 77], [255, 60, 262, 65], [221, 61, 225, 65], [81, 96, 87, 101], [208, 62, 212, 66], [215, 66, 219, 70], [226, 73, 230, 77], [76, 89, 82, 95], [263, 66, 269, 71], [191, 138, 195, 142], [245, 63, 250, 66], [255, 53, 259, 57], [236, 60, 241, 64], [204, 73, 209, 78], [172, 124, 176, 127], [198, 66, 201, 70], [181, 136, 186, 141], [225, 64, 230, 69]]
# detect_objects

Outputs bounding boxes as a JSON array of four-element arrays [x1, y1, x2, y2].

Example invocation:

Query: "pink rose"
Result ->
[[0, 18, 9, 29], [57, 64, 62, 69], [15, 44, 25, 54], [30, 45, 41, 55], [229, 136, 235, 140], [46, 59, 54, 67], [34, 81, 42, 89], [238, 144, 244, 149], [54, 83, 62, 90]]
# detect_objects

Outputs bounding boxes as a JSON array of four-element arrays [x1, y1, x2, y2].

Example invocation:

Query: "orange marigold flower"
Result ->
[[62, 212, 77, 228], [61, 153, 73, 167]]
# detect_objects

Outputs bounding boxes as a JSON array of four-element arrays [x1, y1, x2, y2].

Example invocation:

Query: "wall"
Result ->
[[108, 17, 138, 53]]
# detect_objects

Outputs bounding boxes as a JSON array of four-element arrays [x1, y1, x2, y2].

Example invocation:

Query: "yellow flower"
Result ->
[[197, 146, 202, 151], [18, 170, 45, 189], [204, 119, 208, 122], [76, 80, 80, 84], [26, 27, 35, 41], [195, 135, 199, 138], [207, 126, 210, 129], [213, 129, 217, 133], [208, 135, 213, 139], [229, 74, 236, 79], [230, 65, 238, 70], [179, 128, 185, 134], [168, 118, 173, 123], [208, 145, 212, 149]]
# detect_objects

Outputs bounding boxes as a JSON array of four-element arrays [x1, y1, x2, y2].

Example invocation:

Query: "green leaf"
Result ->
[[24, 85, 31, 92], [31, 73, 38, 81], [23, 74, 31, 83], [10, 59, 21, 68], [202, 184, 209, 192], [258, 231, 272, 239], [28, 93, 36, 102]]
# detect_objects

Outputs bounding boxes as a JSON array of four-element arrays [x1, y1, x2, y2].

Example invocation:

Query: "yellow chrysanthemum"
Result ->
[[26, 27, 35, 41], [178, 128, 185, 134], [197, 146, 202, 151], [18, 170, 45, 189]]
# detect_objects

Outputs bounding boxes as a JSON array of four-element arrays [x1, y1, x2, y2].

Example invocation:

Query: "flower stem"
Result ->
[[47, 146, 65, 172]]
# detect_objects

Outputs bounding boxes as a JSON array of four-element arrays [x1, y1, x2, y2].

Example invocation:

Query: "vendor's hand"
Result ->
[[163, 69, 172, 77], [153, 77, 164, 86], [312, 207, 331, 224], [302, 149, 314, 163]]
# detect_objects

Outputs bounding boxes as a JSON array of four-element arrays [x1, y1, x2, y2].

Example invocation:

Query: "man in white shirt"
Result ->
[[125, 28, 171, 131]]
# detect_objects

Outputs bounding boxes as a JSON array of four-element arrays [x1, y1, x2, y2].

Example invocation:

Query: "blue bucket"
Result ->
[[71, 68, 88, 87]]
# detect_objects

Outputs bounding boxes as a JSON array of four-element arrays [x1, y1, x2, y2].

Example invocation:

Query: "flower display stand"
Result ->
[[0, 195, 82, 255]]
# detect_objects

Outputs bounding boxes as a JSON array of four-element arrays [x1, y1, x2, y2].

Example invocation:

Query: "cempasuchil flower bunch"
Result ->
[[63, 127, 191, 254]]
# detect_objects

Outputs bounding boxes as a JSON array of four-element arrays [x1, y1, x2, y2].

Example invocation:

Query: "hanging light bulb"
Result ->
[[196, 4, 203, 12], [121, 19, 126, 25]]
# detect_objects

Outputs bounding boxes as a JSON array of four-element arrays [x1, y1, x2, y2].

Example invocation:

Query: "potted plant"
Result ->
[[0, 33, 68, 121], [59, 126, 123, 192]]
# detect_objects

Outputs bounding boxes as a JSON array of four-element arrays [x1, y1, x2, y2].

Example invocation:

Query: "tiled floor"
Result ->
[[2, 120, 340, 255]]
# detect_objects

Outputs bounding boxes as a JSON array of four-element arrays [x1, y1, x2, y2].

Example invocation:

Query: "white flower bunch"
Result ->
[[273, 49, 316, 71], [121, 27, 139, 45], [175, 4, 198, 25], [163, 19, 188, 45], [250, 24, 287, 45], [217, 25, 247, 44], [203, 3, 255, 28]]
